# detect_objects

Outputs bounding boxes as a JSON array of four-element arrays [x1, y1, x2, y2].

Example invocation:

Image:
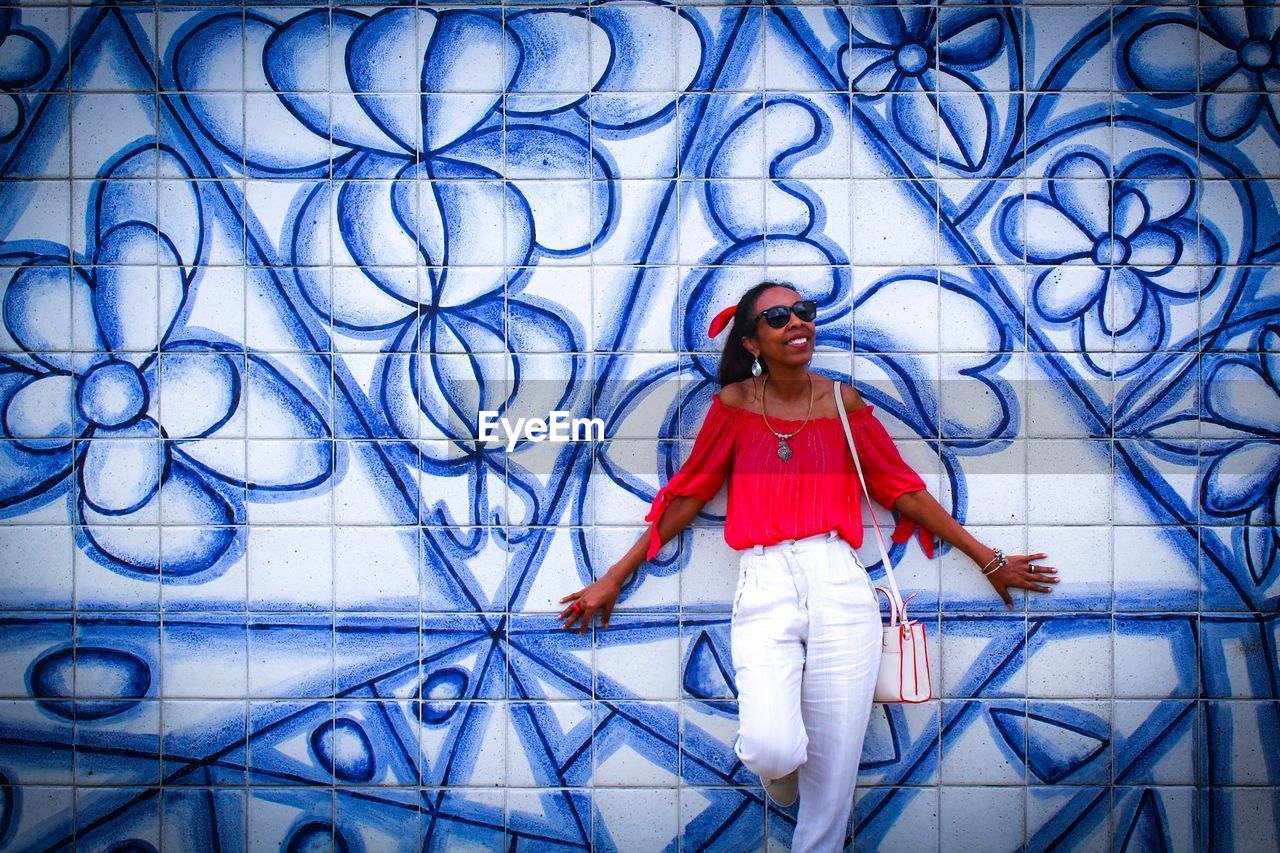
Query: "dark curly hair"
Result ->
[[716, 281, 801, 387]]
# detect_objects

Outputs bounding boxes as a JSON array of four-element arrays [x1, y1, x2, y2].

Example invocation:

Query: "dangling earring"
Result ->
[[751, 356, 762, 377]]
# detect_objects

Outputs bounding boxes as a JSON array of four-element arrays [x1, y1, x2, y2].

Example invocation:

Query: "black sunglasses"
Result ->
[[752, 299, 818, 330]]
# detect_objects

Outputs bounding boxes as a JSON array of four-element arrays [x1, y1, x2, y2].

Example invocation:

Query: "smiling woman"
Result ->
[[560, 282, 1056, 852]]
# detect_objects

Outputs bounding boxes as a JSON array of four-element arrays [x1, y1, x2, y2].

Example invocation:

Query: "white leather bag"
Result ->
[[834, 381, 933, 704]]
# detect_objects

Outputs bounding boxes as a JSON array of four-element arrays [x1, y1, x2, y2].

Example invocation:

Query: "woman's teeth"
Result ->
[[786, 337, 809, 348]]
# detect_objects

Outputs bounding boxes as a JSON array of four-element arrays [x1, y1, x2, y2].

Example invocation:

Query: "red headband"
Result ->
[[707, 305, 737, 338]]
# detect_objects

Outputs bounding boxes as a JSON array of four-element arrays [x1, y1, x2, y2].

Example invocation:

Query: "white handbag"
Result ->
[[833, 381, 933, 704]]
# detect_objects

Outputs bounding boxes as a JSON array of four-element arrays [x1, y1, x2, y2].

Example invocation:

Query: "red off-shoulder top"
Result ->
[[643, 393, 934, 561]]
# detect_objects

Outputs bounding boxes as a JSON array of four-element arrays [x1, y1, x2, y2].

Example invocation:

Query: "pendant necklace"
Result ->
[[760, 372, 814, 463]]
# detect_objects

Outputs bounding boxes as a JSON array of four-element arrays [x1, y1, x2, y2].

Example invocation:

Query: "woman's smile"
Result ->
[[784, 334, 810, 350]]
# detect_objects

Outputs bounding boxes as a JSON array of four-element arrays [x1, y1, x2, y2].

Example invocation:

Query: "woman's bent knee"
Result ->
[[735, 726, 808, 779]]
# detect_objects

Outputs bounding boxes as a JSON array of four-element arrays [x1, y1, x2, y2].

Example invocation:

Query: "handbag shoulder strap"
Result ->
[[834, 380, 907, 623]]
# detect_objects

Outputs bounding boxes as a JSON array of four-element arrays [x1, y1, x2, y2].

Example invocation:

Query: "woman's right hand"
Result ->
[[558, 573, 623, 634]]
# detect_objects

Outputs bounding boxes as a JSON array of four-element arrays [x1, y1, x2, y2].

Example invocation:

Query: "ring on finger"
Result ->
[[1029, 565, 1036, 574]]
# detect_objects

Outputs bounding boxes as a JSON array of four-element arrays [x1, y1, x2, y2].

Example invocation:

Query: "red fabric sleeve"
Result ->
[[848, 405, 935, 558], [643, 397, 736, 561]]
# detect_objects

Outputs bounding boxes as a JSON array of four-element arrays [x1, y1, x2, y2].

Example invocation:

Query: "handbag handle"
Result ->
[[834, 380, 909, 625]]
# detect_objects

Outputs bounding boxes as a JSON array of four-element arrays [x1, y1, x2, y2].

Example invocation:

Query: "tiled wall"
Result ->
[[0, 0, 1277, 849]]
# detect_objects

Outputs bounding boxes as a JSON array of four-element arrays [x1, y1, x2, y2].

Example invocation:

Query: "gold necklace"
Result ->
[[760, 372, 814, 463]]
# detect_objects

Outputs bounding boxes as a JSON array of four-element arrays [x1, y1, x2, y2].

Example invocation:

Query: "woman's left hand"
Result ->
[[984, 552, 1057, 609]]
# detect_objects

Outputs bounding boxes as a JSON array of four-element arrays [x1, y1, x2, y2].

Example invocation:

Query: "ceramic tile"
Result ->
[[939, 785, 1025, 852]]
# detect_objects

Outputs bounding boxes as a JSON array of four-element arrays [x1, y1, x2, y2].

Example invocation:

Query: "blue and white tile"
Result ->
[[594, 787, 678, 851], [593, 265, 679, 353], [334, 527, 418, 612], [851, 180, 939, 266], [590, 2, 687, 94], [1113, 699, 1198, 786], [336, 787, 421, 850], [0, 786, 74, 852], [0, 526, 73, 610], [1113, 524, 1199, 612], [418, 788, 504, 851], [1204, 700, 1279, 786], [1206, 787, 1280, 852], [75, 699, 160, 786], [1026, 96, 1112, 182], [1027, 785, 1111, 851], [424, 698, 505, 788], [0, 698, 73, 784], [1113, 786, 1198, 853], [334, 613, 418, 700], [246, 526, 333, 612], [161, 699, 248, 786], [1027, 439, 1112, 525], [1113, 614, 1198, 699], [507, 613, 592, 701], [939, 612, 1027, 698], [247, 613, 333, 700], [505, 701, 591, 788], [161, 614, 247, 699], [421, 614, 505, 702], [1026, 613, 1113, 699], [1201, 614, 1280, 698], [506, 787, 592, 851], [855, 786, 940, 853], [860, 701, 940, 786], [596, 615, 680, 700], [679, 6, 762, 95], [1113, 440, 1199, 529], [939, 785, 1025, 853], [513, 526, 590, 615], [163, 788, 246, 850], [1201, 524, 1280, 614], [246, 788, 334, 849], [75, 786, 161, 850], [329, 700, 420, 787], [1028, 524, 1111, 612], [1025, 700, 1111, 786], [682, 785, 766, 851], [939, 699, 1027, 785], [680, 698, 752, 787], [593, 700, 679, 787]]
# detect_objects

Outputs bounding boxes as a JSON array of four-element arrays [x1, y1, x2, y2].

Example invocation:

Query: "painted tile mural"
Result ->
[[0, 0, 1277, 849]]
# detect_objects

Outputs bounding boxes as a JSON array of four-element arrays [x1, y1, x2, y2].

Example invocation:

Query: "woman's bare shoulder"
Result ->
[[836, 377, 869, 414], [719, 380, 753, 410]]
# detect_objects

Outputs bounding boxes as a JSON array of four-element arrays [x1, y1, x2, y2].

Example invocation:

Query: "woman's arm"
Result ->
[[559, 494, 706, 632], [893, 490, 1057, 608], [838, 380, 1056, 608]]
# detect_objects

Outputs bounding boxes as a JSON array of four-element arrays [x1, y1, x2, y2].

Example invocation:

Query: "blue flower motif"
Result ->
[[1124, 4, 1280, 143], [997, 150, 1220, 364], [0, 147, 332, 577], [0, 8, 53, 144], [1198, 325, 1280, 585], [173, 5, 698, 464], [845, 4, 1007, 171]]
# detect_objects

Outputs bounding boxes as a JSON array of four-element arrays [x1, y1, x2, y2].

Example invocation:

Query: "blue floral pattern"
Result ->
[[997, 149, 1222, 371], [1124, 4, 1280, 142], [845, 4, 1012, 172], [0, 143, 333, 577]]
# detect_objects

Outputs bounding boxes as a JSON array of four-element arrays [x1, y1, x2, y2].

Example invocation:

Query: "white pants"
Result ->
[[731, 528, 883, 853]]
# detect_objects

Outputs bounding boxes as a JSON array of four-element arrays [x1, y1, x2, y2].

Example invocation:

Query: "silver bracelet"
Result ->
[[981, 548, 1006, 575]]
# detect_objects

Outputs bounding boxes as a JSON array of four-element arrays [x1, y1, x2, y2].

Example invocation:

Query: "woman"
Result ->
[[559, 282, 1056, 851]]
